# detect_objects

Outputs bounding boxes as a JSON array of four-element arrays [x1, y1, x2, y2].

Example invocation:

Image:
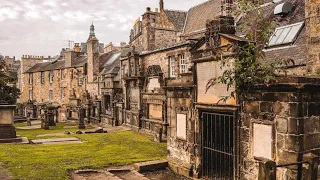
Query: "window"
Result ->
[[49, 71, 54, 83], [49, 90, 53, 102], [61, 88, 65, 100], [179, 54, 187, 73], [41, 72, 45, 84], [29, 90, 33, 101], [177, 114, 187, 140], [268, 21, 304, 46], [61, 69, 65, 80], [169, 56, 175, 78], [29, 73, 33, 84], [78, 71, 83, 86]]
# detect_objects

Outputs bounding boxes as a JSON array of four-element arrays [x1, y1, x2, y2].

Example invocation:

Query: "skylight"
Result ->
[[268, 21, 304, 46]]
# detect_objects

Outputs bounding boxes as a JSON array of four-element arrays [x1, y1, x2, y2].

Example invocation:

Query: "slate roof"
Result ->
[[164, 10, 187, 31], [25, 51, 117, 73], [183, 0, 222, 34]]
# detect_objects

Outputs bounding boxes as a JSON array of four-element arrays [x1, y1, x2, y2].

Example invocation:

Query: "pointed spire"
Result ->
[[90, 22, 95, 36], [160, 0, 164, 11]]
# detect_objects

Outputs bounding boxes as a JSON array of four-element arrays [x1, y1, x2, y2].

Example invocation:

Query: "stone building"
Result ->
[[20, 24, 124, 124], [165, 0, 320, 179]]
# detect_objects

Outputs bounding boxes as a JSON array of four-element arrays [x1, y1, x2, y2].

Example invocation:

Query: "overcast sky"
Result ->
[[0, 0, 207, 59]]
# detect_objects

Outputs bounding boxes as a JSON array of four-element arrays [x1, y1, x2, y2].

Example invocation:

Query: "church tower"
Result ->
[[87, 23, 99, 83]]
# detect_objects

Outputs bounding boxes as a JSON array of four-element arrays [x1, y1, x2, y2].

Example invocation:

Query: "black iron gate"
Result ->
[[201, 111, 236, 179]]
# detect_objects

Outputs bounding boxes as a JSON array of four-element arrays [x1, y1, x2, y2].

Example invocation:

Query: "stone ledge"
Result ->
[[134, 160, 168, 172], [167, 157, 193, 178]]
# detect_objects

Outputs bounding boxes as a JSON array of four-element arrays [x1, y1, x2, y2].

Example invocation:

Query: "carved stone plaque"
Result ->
[[0, 109, 13, 125], [177, 114, 187, 140], [253, 123, 273, 160]]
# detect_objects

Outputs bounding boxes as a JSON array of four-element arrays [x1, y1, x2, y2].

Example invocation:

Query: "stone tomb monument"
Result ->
[[0, 102, 22, 143]]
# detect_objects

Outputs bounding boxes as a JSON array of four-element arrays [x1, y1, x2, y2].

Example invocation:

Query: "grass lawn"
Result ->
[[0, 123, 167, 180]]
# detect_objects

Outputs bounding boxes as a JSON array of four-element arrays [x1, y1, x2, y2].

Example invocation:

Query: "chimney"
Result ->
[[74, 43, 81, 52], [155, 8, 159, 13], [104, 42, 114, 53], [160, 0, 164, 11], [64, 50, 76, 67], [221, 0, 233, 17], [120, 42, 126, 48], [146, 7, 151, 12]]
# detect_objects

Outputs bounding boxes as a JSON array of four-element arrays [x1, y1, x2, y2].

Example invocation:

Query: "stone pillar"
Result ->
[[78, 108, 86, 129]]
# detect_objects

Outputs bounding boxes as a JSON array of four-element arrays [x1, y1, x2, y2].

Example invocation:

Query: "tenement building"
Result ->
[[20, 24, 127, 124]]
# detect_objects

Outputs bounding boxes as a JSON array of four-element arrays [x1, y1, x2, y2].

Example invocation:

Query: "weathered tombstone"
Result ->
[[0, 101, 22, 143], [26, 118, 31, 126], [154, 124, 163, 142], [78, 108, 86, 129], [47, 105, 56, 126]]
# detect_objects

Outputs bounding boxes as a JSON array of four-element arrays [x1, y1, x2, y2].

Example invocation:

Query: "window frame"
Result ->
[[61, 88, 65, 100], [29, 89, 33, 101], [78, 71, 83, 86], [268, 21, 304, 47], [29, 73, 33, 84], [169, 56, 176, 78], [49, 90, 53, 102], [179, 54, 187, 74], [49, 71, 54, 84], [41, 72, 45, 84]]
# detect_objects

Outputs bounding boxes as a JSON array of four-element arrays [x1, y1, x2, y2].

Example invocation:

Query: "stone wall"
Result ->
[[306, 0, 320, 71], [241, 78, 320, 179]]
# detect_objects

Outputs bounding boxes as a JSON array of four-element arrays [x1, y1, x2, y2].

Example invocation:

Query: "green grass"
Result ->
[[0, 124, 167, 180]]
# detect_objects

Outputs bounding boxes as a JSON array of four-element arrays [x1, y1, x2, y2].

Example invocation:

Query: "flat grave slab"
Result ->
[[30, 137, 82, 145], [17, 125, 41, 130]]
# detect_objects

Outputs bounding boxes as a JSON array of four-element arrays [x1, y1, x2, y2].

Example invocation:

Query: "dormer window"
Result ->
[[268, 21, 304, 47]]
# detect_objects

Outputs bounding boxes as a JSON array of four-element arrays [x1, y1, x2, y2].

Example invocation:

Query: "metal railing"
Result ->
[[258, 153, 319, 180]]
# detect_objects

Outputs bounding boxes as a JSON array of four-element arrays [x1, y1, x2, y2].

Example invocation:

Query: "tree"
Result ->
[[0, 54, 20, 104], [206, 0, 284, 102]]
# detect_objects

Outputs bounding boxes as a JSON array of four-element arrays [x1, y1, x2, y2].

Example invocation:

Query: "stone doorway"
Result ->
[[201, 111, 237, 179]]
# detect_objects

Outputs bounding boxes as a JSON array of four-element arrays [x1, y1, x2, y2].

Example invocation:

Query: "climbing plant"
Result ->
[[206, 0, 284, 102]]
